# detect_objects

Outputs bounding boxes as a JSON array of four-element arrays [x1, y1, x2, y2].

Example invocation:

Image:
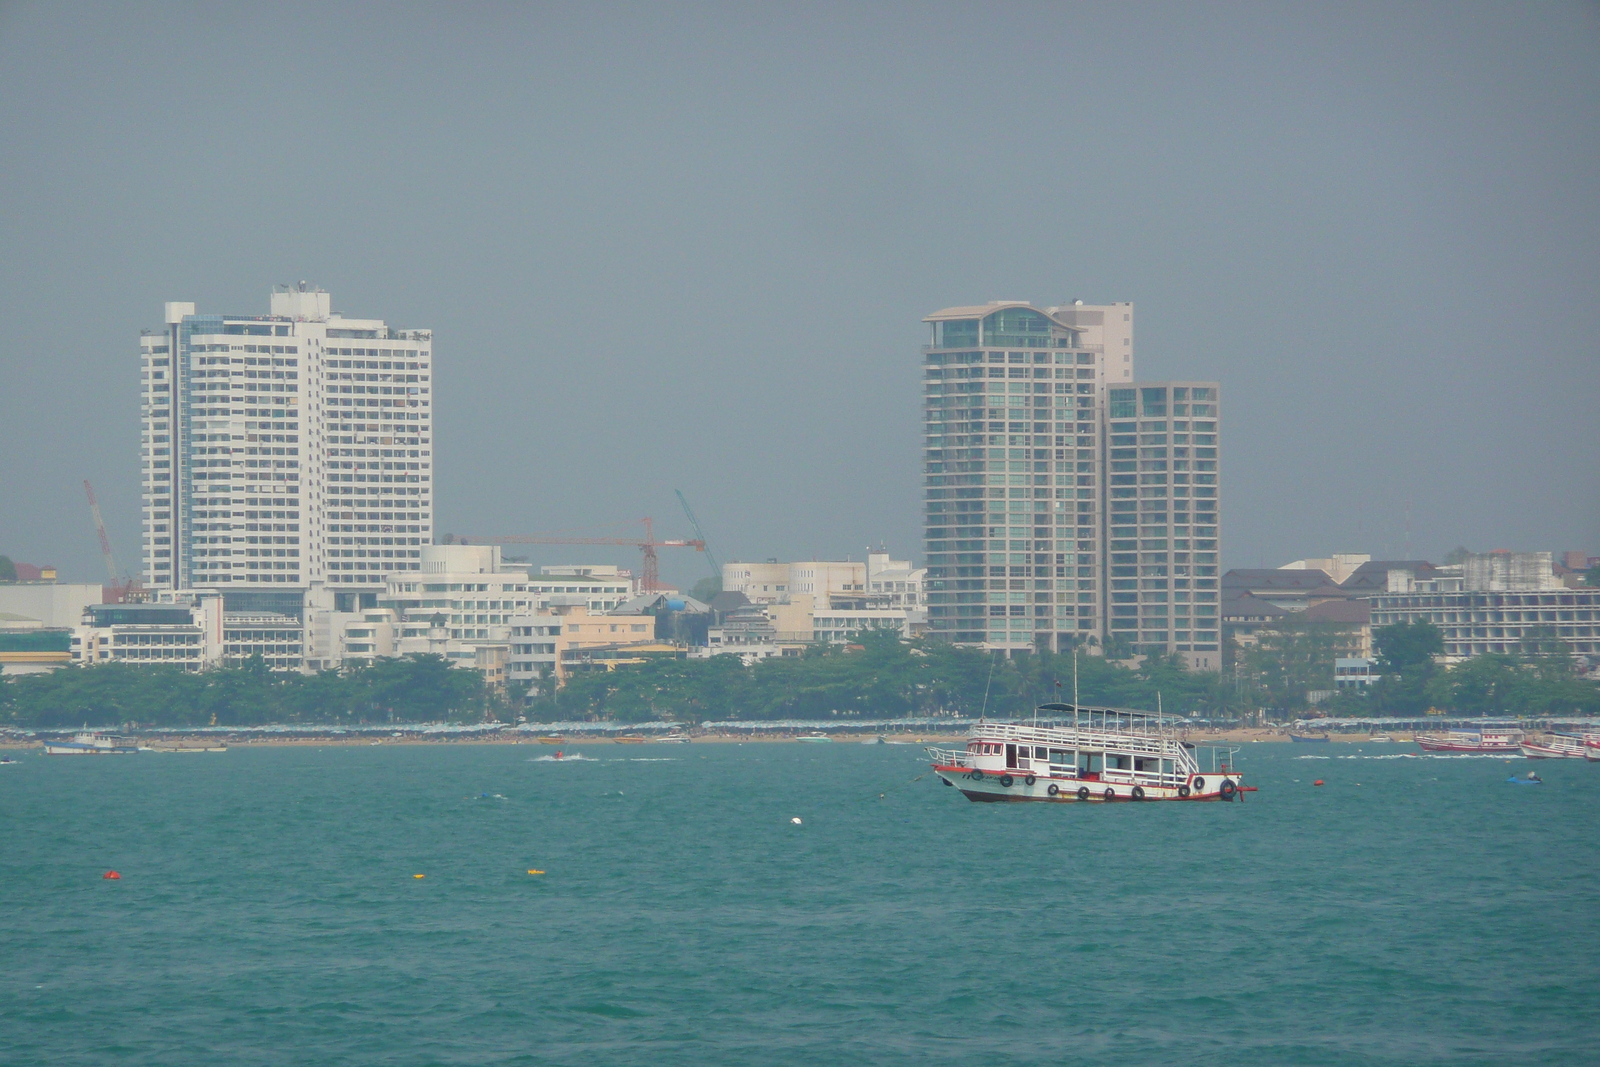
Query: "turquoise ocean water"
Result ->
[[2, 741, 1596, 1066]]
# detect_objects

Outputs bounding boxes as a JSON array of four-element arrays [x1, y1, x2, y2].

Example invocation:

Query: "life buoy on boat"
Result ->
[[1193, 776, 1205, 792], [1177, 784, 1191, 798], [1047, 783, 1060, 797], [1220, 779, 1237, 800], [1024, 774, 1036, 786], [1102, 787, 1116, 802], [1131, 785, 1145, 801], [1076, 786, 1091, 801], [998, 774, 1013, 788]]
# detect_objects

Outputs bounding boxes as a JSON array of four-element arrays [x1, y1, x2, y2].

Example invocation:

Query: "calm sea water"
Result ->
[[2, 741, 1596, 1066]]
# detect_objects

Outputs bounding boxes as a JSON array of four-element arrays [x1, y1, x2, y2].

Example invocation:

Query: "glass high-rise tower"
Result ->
[[920, 300, 1221, 667]]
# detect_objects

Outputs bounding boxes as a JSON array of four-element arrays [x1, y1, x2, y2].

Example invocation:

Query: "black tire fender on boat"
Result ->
[[1103, 787, 1116, 802], [1177, 784, 1191, 798], [1046, 783, 1060, 797], [1221, 779, 1237, 800], [998, 774, 1014, 788], [1193, 776, 1206, 792], [969, 769, 984, 781], [1024, 774, 1036, 786], [1076, 786, 1091, 801], [1131, 785, 1145, 801]]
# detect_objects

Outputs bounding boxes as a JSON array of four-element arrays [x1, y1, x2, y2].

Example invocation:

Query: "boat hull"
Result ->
[[1520, 742, 1586, 759], [933, 765, 1249, 802], [1414, 736, 1521, 754]]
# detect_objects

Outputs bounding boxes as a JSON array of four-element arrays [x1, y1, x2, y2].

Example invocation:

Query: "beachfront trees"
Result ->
[[1371, 620, 1446, 715], [0, 654, 490, 728]]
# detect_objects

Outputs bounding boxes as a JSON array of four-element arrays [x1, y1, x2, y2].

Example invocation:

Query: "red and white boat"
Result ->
[[1520, 735, 1589, 759], [928, 703, 1253, 803], [1414, 729, 1523, 754]]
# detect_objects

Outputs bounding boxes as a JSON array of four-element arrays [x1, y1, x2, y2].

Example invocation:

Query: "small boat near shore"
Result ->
[[613, 735, 647, 744], [535, 736, 565, 745], [928, 703, 1253, 803], [1289, 732, 1331, 743], [44, 732, 140, 756], [1520, 736, 1589, 759], [1415, 729, 1524, 754], [797, 734, 833, 743]]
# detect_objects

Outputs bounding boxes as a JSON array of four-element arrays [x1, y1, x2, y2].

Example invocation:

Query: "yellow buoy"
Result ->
[[527, 869, 544, 875], [413, 874, 425, 879]]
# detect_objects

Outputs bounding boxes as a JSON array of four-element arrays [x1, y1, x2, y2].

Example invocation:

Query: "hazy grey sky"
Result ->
[[2, 1, 1597, 589]]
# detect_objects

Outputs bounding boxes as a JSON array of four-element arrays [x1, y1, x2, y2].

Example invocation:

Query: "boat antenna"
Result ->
[[978, 651, 996, 722], [1073, 647, 1080, 722]]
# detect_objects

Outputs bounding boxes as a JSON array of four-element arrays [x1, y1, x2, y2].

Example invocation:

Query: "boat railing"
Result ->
[[973, 721, 1181, 757], [926, 747, 968, 767]]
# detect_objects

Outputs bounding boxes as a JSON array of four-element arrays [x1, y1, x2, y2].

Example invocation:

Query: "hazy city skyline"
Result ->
[[2, 2, 1597, 591]]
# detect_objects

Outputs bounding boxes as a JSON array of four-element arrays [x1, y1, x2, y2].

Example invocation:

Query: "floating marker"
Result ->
[[527, 869, 544, 875], [103, 870, 121, 880], [413, 874, 425, 879], [790, 817, 802, 825], [1314, 780, 1324, 786]]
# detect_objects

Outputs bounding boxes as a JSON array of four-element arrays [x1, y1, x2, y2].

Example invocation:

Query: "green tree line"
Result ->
[[3, 624, 1594, 728], [0, 654, 489, 728], [531, 632, 1232, 723]]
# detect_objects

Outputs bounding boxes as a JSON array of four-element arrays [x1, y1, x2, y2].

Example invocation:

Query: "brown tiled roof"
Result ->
[[1304, 599, 1371, 624]]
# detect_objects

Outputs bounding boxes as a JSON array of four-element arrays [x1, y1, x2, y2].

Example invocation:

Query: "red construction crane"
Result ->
[[449, 518, 703, 593], [84, 480, 142, 602]]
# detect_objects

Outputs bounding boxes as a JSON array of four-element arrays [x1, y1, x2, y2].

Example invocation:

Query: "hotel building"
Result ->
[[139, 285, 434, 613]]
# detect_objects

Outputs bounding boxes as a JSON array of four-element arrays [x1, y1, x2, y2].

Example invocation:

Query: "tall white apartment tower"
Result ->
[[139, 285, 435, 611]]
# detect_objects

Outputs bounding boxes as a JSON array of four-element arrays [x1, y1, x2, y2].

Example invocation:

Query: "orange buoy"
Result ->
[[1313, 779, 1324, 786], [103, 870, 121, 879]]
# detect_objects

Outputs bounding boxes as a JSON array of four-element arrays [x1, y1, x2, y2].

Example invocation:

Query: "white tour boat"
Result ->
[[928, 703, 1252, 803], [1519, 735, 1589, 759], [44, 731, 141, 756]]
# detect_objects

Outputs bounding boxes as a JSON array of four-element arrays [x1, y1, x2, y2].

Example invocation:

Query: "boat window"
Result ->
[[1049, 749, 1070, 764], [1083, 753, 1102, 773], [1107, 754, 1131, 771], [1134, 757, 1158, 773], [1034, 746, 1048, 760], [1005, 744, 1017, 769]]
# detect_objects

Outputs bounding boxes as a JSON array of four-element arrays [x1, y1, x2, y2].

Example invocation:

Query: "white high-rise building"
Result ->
[[139, 285, 435, 612]]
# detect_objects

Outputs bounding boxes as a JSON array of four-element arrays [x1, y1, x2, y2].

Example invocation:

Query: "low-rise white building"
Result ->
[[77, 592, 225, 671]]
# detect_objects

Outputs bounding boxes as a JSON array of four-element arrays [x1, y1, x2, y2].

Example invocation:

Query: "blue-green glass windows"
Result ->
[[1109, 388, 1136, 420], [936, 319, 979, 347], [1141, 387, 1167, 417], [982, 307, 1052, 348]]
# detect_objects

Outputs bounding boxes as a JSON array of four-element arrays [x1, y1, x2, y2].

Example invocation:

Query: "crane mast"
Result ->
[[674, 490, 721, 578]]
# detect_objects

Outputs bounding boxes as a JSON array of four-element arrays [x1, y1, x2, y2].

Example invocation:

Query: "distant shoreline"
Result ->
[[0, 727, 1418, 749]]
